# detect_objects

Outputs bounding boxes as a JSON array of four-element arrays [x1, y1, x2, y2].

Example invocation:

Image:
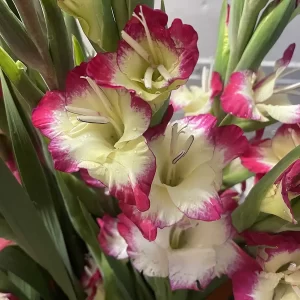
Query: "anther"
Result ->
[[157, 65, 172, 81], [77, 116, 109, 124], [172, 135, 194, 164]]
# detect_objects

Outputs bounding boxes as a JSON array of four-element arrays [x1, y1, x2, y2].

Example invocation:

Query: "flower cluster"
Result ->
[[26, 2, 300, 299]]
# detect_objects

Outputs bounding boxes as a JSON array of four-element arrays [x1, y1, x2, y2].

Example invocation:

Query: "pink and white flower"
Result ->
[[99, 193, 250, 291], [242, 124, 300, 174], [221, 44, 300, 124], [232, 232, 300, 300], [87, 5, 199, 111], [121, 114, 248, 240], [81, 255, 104, 300], [32, 63, 155, 212], [170, 65, 222, 116]]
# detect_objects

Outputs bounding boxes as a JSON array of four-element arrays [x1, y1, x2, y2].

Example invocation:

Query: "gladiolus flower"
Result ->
[[232, 232, 300, 300], [32, 63, 155, 212], [170, 64, 222, 116], [99, 193, 250, 290], [120, 114, 248, 240], [221, 44, 300, 124], [87, 5, 199, 111], [81, 256, 104, 300], [242, 125, 300, 223]]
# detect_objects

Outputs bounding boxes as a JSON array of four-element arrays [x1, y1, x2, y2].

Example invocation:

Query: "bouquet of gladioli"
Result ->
[[1, 0, 300, 299]]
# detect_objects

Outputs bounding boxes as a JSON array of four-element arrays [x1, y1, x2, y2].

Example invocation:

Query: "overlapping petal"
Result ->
[[221, 44, 300, 124], [170, 68, 222, 116], [100, 203, 249, 291], [232, 232, 300, 300], [124, 114, 247, 238], [32, 63, 155, 211], [87, 5, 199, 111]]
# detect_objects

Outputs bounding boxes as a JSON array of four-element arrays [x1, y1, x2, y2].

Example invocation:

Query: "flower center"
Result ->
[[164, 123, 194, 186], [279, 263, 300, 297], [121, 6, 172, 89]]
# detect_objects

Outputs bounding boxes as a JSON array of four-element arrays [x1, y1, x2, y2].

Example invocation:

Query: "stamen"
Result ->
[[280, 68, 300, 79], [133, 6, 158, 64], [144, 66, 154, 89], [170, 123, 179, 156], [121, 31, 150, 63], [77, 116, 109, 124], [65, 106, 99, 116], [157, 65, 172, 81], [172, 135, 194, 164], [274, 82, 300, 94], [202, 66, 208, 92]]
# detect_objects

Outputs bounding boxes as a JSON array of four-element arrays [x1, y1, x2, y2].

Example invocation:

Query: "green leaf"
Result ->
[[0, 159, 77, 300], [3, 70, 77, 278], [146, 277, 172, 300], [0, 246, 53, 300], [0, 46, 43, 109], [0, 75, 77, 300], [40, 0, 73, 89], [12, 0, 57, 89], [126, 0, 155, 17], [150, 99, 169, 127], [161, 0, 166, 12], [57, 172, 134, 300], [0, 0, 44, 70], [290, 4, 300, 21], [232, 145, 300, 232], [132, 268, 154, 300], [72, 35, 85, 66], [58, 0, 119, 52], [233, 116, 277, 132], [0, 270, 31, 300], [112, 0, 129, 33], [213, 0, 229, 118], [236, 0, 296, 71], [214, 0, 230, 79]]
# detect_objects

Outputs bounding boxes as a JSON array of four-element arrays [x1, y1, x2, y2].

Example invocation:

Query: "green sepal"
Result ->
[[233, 116, 277, 132], [150, 98, 169, 127], [232, 145, 300, 232], [72, 35, 85, 66], [0, 47, 43, 109], [58, 0, 119, 52]]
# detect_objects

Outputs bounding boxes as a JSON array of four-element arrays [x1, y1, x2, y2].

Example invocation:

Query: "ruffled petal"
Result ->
[[257, 95, 300, 124], [241, 139, 278, 174], [221, 71, 267, 121], [118, 214, 169, 277], [97, 216, 128, 260], [88, 137, 155, 211]]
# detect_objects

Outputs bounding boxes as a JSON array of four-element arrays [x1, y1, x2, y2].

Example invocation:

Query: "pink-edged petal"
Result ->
[[272, 124, 300, 160], [0, 238, 14, 251], [80, 169, 105, 188], [275, 43, 296, 70], [170, 85, 212, 116], [241, 139, 278, 174], [88, 137, 155, 211], [166, 164, 223, 221], [97, 216, 128, 260], [213, 124, 249, 166], [219, 189, 239, 213], [221, 71, 267, 121], [117, 214, 169, 277], [232, 270, 282, 300], [120, 185, 184, 235], [168, 18, 199, 79], [210, 71, 223, 98], [257, 95, 300, 124]]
